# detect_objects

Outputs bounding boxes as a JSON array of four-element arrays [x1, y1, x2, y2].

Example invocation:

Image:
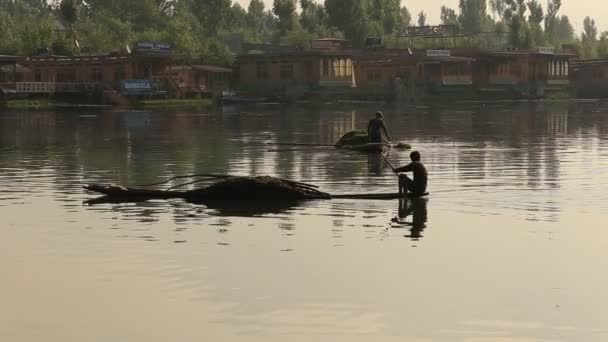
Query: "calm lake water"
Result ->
[[1, 101, 608, 341]]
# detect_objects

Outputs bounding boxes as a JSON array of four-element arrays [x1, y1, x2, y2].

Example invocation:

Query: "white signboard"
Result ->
[[426, 50, 451, 57], [537, 47, 555, 54]]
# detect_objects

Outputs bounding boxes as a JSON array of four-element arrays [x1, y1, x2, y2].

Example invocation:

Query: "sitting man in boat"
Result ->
[[394, 151, 428, 197], [367, 111, 391, 144]]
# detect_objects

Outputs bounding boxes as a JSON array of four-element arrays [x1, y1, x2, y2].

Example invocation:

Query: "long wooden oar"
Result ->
[[380, 152, 399, 175]]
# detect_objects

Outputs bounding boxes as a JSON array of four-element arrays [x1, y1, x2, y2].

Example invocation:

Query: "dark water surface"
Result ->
[[1, 102, 608, 341]]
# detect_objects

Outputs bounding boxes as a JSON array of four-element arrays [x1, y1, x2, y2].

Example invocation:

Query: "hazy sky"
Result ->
[[234, 0, 605, 34]]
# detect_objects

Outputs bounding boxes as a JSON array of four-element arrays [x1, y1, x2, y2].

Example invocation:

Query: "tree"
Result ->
[[459, 0, 489, 33], [489, 0, 507, 21], [400, 6, 412, 27], [440, 6, 459, 26], [246, 0, 267, 42], [597, 31, 608, 57], [300, 0, 329, 34], [369, 0, 401, 34], [581, 17, 598, 58], [58, 0, 79, 25], [553, 15, 574, 42], [527, 0, 543, 25], [325, 0, 373, 46], [417, 11, 426, 27], [527, 0, 544, 45], [273, 0, 297, 34], [544, 0, 561, 42], [503, 0, 532, 48], [582, 16, 598, 41], [188, 0, 232, 36]]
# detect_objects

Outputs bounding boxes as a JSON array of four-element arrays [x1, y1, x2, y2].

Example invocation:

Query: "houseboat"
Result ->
[[234, 39, 356, 101], [354, 49, 474, 102], [168, 65, 233, 98], [570, 59, 608, 98], [15, 42, 173, 100], [454, 47, 574, 99]]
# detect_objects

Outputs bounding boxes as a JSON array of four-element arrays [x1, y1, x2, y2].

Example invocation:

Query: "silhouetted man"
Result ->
[[367, 111, 391, 143], [395, 151, 428, 197]]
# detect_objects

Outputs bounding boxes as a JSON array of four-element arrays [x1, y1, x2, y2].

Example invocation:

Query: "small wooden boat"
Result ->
[[84, 183, 428, 202]]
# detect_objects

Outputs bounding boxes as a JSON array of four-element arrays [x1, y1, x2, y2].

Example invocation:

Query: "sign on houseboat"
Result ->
[[121, 80, 153, 95], [536, 47, 555, 55], [426, 50, 451, 57], [134, 42, 172, 54]]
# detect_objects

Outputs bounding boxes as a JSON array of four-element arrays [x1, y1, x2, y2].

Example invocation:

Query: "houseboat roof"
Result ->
[[424, 56, 474, 63], [170, 65, 233, 73], [237, 50, 356, 59], [0, 55, 23, 62], [192, 65, 232, 73], [570, 59, 608, 66]]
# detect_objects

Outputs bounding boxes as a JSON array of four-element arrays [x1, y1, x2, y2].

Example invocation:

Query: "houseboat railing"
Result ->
[[0, 82, 107, 94]]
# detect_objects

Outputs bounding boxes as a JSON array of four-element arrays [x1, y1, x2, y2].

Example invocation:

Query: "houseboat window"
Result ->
[[340, 59, 345, 76], [34, 70, 42, 82], [333, 59, 340, 77], [92, 68, 103, 82], [322, 58, 329, 76], [56, 68, 76, 82], [114, 68, 126, 81], [367, 69, 381, 81], [511, 63, 521, 76], [256, 62, 268, 80], [280, 64, 294, 79], [346, 59, 352, 76], [564, 61, 569, 76]]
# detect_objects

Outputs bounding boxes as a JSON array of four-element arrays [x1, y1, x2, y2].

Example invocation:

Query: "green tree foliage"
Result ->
[[582, 16, 598, 41], [369, 0, 401, 34], [440, 6, 459, 27], [489, 0, 507, 21], [597, 32, 608, 57], [400, 6, 412, 27], [300, 0, 327, 33], [458, 0, 489, 33], [417, 11, 427, 27], [325, 0, 373, 46], [527, 0, 545, 45], [0, 0, 602, 63], [273, 0, 297, 35], [581, 16, 598, 57], [552, 15, 574, 42], [58, 0, 79, 25], [246, 0, 272, 42]]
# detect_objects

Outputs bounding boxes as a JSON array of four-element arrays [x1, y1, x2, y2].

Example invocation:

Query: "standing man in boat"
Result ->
[[394, 151, 428, 197], [368, 111, 391, 144]]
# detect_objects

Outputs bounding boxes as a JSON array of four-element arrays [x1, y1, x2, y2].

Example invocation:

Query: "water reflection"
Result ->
[[391, 198, 429, 240], [2, 101, 608, 224], [3, 102, 608, 341]]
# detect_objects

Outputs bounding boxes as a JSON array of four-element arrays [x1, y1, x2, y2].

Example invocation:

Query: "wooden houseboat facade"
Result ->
[[353, 49, 474, 101], [570, 59, 608, 98], [455, 48, 573, 98], [168, 65, 233, 98]]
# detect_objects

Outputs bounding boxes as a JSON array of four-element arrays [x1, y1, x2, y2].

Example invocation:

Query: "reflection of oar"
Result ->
[[380, 152, 399, 175]]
